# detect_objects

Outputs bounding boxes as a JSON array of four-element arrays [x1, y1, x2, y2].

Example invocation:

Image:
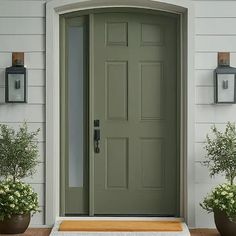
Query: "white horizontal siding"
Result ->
[[195, 143, 206, 161], [195, 53, 217, 69], [0, 52, 45, 69], [31, 206, 44, 226], [196, 105, 236, 123], [23, 163, 45, 184], [196, 35, 236, 52], [196, 18, 236, 35], [28, 87, 45, 104], [195, 123, 227, 143], [0, 54, 11, 69], [28, 70, 45, 86], [194, 0, 236, 228], [38, 142, 45, 163], [195, 70, 214, 86], [194, 183, 217, 228], [31, 183, 45, 207], [0, 1, 45, 226], [195, 87, 214, 104], [25, 53, 45, 69], [0, 35, 45, 52], [0, 105, 45, 122], [195, 1, 236, 17], [195, 162, 226, 184], [0, 1, 45, 17], [195, 52, 236, 69], [0, 18, 45, 35], [194, 163, 225, 227]]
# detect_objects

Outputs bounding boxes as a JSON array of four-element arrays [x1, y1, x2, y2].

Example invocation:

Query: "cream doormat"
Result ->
[[50, 218, 190, 236]]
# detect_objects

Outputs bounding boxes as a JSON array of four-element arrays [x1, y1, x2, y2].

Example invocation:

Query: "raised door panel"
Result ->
[[106, 61, 128, 121], [140, 138, 164, 189], [141, 23, 164, 46], [106, 138, 128, 189], [106, 22, 128, 46], [140, 62, 164, 120]]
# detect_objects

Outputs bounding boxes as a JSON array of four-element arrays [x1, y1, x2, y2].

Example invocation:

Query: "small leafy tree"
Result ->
[[203, 122, 236, 185], [0, 123, 40, 181]]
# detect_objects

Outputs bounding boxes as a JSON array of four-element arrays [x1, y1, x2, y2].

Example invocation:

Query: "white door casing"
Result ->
[[46, 0, 195, 227]]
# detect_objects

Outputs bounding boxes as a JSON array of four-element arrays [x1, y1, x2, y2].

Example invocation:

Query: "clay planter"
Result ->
[[214, 210, 236, 236], [0, 213, 30, 234]]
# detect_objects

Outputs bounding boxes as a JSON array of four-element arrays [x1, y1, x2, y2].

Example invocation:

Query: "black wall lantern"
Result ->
[[5, 52, 27, 103], [215, 52, 236, 104]]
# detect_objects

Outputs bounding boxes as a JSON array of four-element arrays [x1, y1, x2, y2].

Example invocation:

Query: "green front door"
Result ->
[[93, 12, 178, 215], [61, 9, 179, 216]]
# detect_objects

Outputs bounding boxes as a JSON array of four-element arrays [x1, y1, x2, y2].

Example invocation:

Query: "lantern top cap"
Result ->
[[6, 66, 26, 73], [215, 66, 236, 74]]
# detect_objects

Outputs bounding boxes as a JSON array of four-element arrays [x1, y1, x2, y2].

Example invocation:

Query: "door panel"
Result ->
[[140, 62, 163, 120], [93, 12, 178, 215], [140, 138, 164, 189], [106, 61, 128, 120], [106, 138, 128, 189]]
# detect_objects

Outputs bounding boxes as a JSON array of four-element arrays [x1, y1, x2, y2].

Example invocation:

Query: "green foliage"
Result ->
[[0, 179, 39, 221], [0, 123, 40, 180], [201, 122, 236, 221], [203, 122, 236, 185], [200, 184, 236, 221]]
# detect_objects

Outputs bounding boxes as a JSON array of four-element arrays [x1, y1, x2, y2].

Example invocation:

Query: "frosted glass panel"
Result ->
[[8, 74, 25, 101], [217, 74, 235, 103], [68, 26, 84, 188]]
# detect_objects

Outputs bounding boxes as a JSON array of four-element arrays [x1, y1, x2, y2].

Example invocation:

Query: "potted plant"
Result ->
[[0, 123, 40, 234], [200, 122, 236, 236]]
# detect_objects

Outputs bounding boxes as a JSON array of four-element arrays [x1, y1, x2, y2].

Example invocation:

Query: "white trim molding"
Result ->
[[46, 0, 195, 227]]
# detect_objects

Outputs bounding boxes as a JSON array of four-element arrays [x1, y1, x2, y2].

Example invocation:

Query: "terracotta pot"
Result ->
[[0, 213, 30, 234], [214, 210, 236, 236]]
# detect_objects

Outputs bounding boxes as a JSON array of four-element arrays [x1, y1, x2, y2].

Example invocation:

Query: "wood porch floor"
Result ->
[[0, 228, 220, 236], [190, 229, 220, 236]]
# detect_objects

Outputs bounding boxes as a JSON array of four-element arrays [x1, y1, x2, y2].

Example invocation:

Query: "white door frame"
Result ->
[[46, 0, 195, 227]]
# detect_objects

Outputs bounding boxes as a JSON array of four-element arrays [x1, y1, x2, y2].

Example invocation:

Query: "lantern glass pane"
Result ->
[[8, 73, 24, 102], [217, 74, 235, 103]]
